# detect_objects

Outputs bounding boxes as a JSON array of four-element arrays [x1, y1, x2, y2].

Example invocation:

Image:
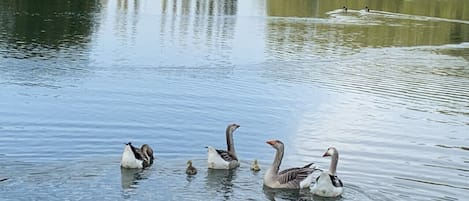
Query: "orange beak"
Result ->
[[266, 140, 276, 145]]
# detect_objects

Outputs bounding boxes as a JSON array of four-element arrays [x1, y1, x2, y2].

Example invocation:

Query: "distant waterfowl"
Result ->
[[311, 147, 344, 197], [365, 6, 370, 12], [121, 142, 154, 169], [251, 159, 261, 172], [207, 123, 240, 169], [343, 6, 348, 13], [0, 178, 8, 182], [263, 140, 317, 189], [186, 160, 198, 175]]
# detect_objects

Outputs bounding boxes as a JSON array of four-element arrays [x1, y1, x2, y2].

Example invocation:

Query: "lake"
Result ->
[[0, 0, 468, 200]]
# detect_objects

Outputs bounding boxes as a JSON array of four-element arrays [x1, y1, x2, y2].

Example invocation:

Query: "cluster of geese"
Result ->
[[120, 123, 343, 198]]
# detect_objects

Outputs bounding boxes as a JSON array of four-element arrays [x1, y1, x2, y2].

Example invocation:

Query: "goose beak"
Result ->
[[266, 140, 276, 145], [322, 152, 330, 157]]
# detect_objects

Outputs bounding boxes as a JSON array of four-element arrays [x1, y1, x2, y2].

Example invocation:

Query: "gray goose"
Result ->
[[263, 140, 317, 189], [207, 123, 240, 169]]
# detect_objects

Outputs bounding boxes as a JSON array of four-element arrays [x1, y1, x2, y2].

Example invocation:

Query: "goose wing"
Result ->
[[129, 144, 144, 161], [277, 163, 316, 187], [216, 149, 238, 162], [329, 175, 344, 187]]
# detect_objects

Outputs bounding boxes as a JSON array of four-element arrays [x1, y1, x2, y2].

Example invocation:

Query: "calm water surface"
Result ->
[[0, 0, 468, 200]]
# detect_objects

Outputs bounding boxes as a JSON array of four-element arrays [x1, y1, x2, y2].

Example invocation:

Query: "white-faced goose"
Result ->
[[120, 142, 154, 169], [207, 123, 240, 169], [263, 140, 317, 189], [311, 147, 344, 197]]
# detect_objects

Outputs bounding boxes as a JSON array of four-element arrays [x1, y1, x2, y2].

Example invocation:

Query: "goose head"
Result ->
[[323, 147, 338, 157], [227, 123, 240, 133], [266, 140, 284, 150], [187, 160, 193, 167]]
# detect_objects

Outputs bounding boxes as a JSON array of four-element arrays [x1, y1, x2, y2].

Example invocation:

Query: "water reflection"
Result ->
[[157, 0, 238, 77], [120, 167, 150, 190], [162, 0, 237, 16], [0, 0, 100, 59], [0, 0, 100, 86], [266, 0, 469, 21], [264, 0, 469, 52], [266, 0, 319, 18], [263, 186, 313, 201], [205, 169, 237, 199]]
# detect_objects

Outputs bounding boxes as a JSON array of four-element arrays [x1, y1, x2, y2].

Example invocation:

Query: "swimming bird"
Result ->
[[120, 142, 154, 169], [365, 6, 370, 12], [311, 147, 344, 197], [263, 140, 317, 189], [207, 123, 240, 169], [186, 160, 198, 175], [343, 6, 348, 13], [251, 159, 261, 172]]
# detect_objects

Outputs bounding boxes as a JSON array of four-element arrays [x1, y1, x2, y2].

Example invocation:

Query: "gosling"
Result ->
[[251, 159, 261, 172], [186, 160, 198, 175]]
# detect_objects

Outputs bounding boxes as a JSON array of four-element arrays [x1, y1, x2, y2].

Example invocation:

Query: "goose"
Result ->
[[120, 142, 154, 169], [207, 123, 240, 169], [263, 140, 317, 189], [311, 147, 343, 197], [186, 160, 198, 175], [365, 6, 370, 12], [251, 159, 261, 172]]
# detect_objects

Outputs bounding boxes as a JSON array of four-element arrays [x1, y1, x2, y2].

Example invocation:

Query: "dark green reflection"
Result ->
[[266, 0, 318, 17], [265, 0, 469, 49], [267, 0, 469, 21], [0, 0, 100, 58]]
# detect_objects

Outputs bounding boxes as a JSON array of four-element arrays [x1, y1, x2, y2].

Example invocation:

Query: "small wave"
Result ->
[[369, 10, 469, 25], [395, 176, 469, 191], [436, 144, 469, 152]]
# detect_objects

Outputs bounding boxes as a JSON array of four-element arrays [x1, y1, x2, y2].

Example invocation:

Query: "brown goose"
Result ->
[[263, 140, 317, 189], [120, 142, 154, 169], [207, 123, 240, 169]]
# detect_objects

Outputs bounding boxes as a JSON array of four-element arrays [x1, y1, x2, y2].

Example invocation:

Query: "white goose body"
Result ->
[[207, 124, 240, 169], [121, 144, 143, 168], [312, 171, 343, 197], [311, 147, 344, 197], [120, 142, 154, 169], [207, 146, 237, 169], [263, 140, 317, 189]]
